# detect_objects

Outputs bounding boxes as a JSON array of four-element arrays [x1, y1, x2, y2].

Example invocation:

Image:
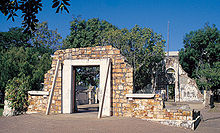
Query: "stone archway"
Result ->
[[27, 45, 134, 117]]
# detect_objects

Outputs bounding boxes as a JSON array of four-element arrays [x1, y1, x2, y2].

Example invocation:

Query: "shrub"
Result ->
[[5, 76, 30, 115]]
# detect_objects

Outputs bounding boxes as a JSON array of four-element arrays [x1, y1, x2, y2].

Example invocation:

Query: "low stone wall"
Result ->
[[125, 94, 193, 121], [124, 94, 198, 129], [27, 95, 48, 113]]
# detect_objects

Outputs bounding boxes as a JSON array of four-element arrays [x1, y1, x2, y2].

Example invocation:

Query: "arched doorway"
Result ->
[[166, 68, 175, 101]]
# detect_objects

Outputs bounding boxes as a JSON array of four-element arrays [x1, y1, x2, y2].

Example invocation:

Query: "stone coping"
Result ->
[[28, 91, 49, 96], [126, 94, 155, 99]]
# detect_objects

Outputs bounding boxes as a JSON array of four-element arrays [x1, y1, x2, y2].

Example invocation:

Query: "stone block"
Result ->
[[182, 111, 191, 116], [187, 116, 192, 120], [113, 69, 123, 73], [177, 109, 183, 113], [115, 79, 120, 84], [126, 77, 133, 83], [118, 85, 124, 90], [115, 73, 124, 77], [125, 73, 133, 78], [121, 79, 125, 83]]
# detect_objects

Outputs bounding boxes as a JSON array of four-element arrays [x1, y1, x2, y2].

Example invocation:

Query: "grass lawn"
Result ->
[[0, 104, 4, 116]]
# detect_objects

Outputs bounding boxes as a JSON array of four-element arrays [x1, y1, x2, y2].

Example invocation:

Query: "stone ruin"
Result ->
[[156, 51, 204, 102], [5, 46, 201, 130], [28, 45, 133, 116]]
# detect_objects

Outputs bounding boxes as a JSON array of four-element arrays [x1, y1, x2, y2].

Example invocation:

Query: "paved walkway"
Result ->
[[0, 104, 220, 133]]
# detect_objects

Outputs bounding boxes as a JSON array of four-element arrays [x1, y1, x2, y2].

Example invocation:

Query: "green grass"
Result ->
[[0, 103, 4, 116], [0, 108, 3, 116]]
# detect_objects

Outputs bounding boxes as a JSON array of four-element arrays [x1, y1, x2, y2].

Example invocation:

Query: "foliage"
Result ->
[[0, 47, 51, 92], [31, 22, 62, 54], [5, 76, 30, 114], [75, 67, 99, 87], [102, 25, 165, 91], [0, 22, 61, 96], [179, 24, 220, 91], [0, 27, 31, 49], [63, 17, 117, 48], [0, 108, 3, 116], [0, 22, 62, 53], [0, 0, 70, 33], [196, 62, 220, 91]]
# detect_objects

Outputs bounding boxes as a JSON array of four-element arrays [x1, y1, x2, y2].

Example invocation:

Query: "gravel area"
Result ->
[[0, 104, 220, 133]]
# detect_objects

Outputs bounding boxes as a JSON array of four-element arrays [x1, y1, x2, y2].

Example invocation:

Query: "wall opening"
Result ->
[[73, 66, 100, 113], [166, 68, 175, 101], [62, 59, 111, 117]]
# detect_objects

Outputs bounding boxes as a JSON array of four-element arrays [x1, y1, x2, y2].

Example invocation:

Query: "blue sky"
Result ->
[[0, 0, 220, 51]]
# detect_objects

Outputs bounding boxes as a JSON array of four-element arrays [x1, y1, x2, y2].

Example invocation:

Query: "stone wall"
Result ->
[[179, 75, 203, 102], [27, 95, 48, 113], [165, 52, 203, 102], [124, 94, 199, 129], [28, 45, 133, 116], [124, 94, 193, 121]]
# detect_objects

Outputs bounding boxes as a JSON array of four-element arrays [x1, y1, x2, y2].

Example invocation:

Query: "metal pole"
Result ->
[[166, 21, 170, 100], [167, 21, 170, 58]]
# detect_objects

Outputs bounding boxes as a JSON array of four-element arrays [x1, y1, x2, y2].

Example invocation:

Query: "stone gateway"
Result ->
[[28, 45, 134, 117]]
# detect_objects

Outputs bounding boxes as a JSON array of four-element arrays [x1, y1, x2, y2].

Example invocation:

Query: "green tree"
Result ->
[[0, 27, 31, 50], [0, 22, 61, 98], [179, 24, 220, 91], [63, 17, 117, 48], [0, 22, 62, 53], [1, 0, 70, 33], [0, 47, 51, 92], [102, 25, 165, 92], [75, 67, 99, 87], [196, 62, 220, 91], [31, 21, 62, 54]]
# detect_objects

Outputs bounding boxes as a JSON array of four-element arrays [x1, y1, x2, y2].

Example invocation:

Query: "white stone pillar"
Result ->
[[62, 60, 73, 113], [99, 59, 111, 117]]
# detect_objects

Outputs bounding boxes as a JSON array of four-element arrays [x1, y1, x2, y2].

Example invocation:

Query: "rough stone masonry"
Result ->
[[164, 51, 203, 102], [28, 45, 134, 116]]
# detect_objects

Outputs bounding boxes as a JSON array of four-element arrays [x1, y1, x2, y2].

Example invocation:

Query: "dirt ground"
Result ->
[[0, 104, 220, 133]]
